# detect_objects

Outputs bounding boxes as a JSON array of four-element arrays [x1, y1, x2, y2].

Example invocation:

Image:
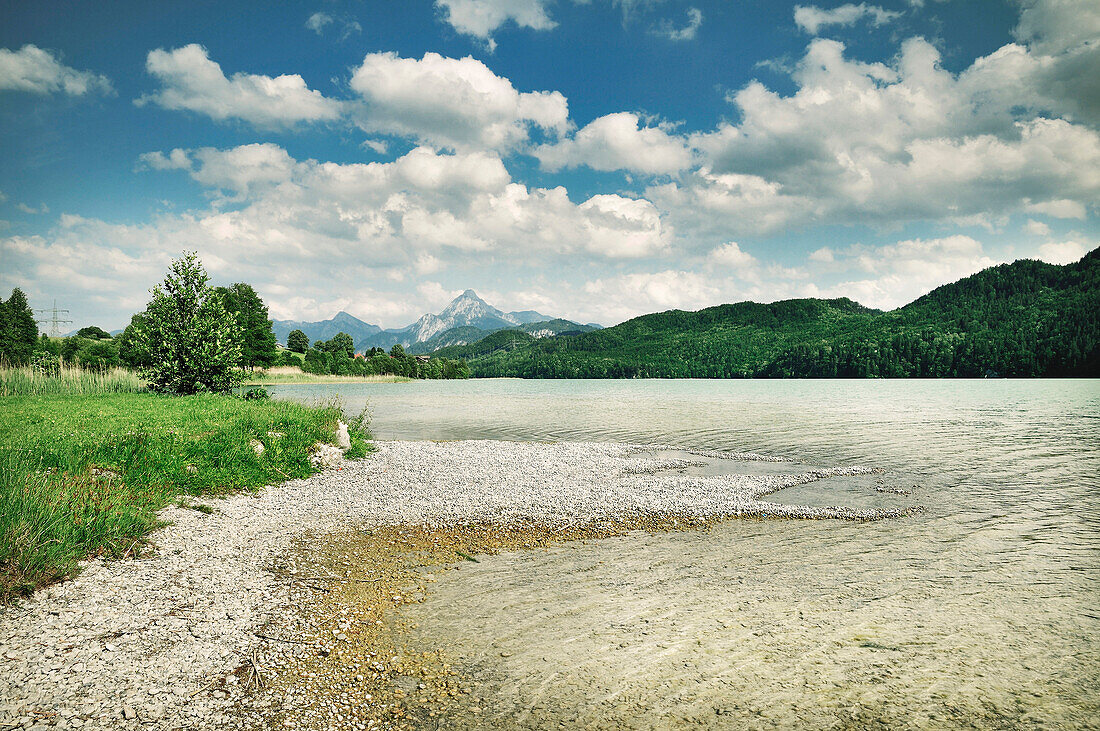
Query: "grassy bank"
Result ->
[[0, 381, 369, 600], [242, 367, 412, 385]]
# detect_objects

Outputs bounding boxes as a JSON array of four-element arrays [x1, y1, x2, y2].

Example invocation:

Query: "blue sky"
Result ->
[[1, 0, 1097, 330]]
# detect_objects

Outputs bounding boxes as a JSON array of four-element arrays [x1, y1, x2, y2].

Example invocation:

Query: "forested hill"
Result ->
[[444, 251, 1098, 378]]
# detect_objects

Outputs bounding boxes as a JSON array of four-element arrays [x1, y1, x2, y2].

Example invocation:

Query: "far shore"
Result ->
[[242, 367, 412, 385]]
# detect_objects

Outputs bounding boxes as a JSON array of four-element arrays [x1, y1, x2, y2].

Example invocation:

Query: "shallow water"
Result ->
[[270, 379, 1100, 727]]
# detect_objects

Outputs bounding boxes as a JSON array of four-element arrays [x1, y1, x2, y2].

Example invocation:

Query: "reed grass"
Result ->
[[0, 364, 145, 396]]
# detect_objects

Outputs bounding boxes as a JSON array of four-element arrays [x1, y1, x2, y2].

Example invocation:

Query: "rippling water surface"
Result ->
[[271, 379, 1100, 728]]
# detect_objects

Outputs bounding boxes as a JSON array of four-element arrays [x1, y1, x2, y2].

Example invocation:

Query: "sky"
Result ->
[[0, 0, 1097, 331]]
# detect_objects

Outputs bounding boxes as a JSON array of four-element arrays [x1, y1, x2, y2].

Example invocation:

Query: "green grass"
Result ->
[[0, 390, 370, 600], [0, 365, 145, 396]]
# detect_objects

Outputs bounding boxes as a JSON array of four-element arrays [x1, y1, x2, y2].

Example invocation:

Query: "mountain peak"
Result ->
[[458, 289, 481, 300]]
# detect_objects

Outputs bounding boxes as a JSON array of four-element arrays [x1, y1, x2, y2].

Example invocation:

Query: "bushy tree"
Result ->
[[287, 329, 309, 353], [330, 332, 355, 358], [215, 283, 278, 369], [76, 326, 112, 339], [136, 253, 243, 394], [75, 339, 120, 371], [0, 289, 39, 366], [117, 313, 152, 369]]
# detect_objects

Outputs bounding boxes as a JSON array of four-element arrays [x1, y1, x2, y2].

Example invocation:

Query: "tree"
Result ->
[[215, 283, 278, 369], [287, 329, 309, 353], [330, 332, 355, 358], [1, 289, 39, 366], [117, 313, 151, 369], [136, 253, 243, 394], [76, 326, 112, 340]]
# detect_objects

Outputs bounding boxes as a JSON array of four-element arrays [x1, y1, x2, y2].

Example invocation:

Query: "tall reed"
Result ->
[[0, 365, 145, 396]]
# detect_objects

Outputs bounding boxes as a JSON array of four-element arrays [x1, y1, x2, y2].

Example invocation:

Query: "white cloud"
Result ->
[[11, 142, 675, 327], [581, 270, 725, 323], [809, 246, 835, 263], [306, 12, 333, 33], [535, 112, 693, 175], [708, 242, 757, 269], [349, 52, 569, 152], [1024, 219, 1051, 236], [793, 3, 902, 35], [1038, 239, 1088, 265], [817, 235, 999, 309], [672, 36, 1100, 237], [435, 0, 557, 50], [305, 12, 362, 39], [0, 45, 113, 95], [137, 44, 342, 128], [656, 7, 703, 41]]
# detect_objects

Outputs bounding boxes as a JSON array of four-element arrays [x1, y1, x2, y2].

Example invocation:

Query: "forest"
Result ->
[[450, 251, 1098, 379]]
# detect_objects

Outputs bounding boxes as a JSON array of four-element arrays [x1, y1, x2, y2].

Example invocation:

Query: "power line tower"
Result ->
[[34, 300, 73, 337]]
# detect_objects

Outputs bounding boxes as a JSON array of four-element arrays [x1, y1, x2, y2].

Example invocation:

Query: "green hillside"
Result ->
[[449, 251, 1098, 379]]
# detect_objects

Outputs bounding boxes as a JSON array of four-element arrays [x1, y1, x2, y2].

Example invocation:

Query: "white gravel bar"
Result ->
[[0, 440, 916, 730]]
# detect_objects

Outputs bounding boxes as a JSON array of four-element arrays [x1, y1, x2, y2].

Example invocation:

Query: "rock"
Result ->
[[250, 440, 265, 456], [309, 443, 343, 470], [335, 421, 351, 450], [121, 705, 136, 720]]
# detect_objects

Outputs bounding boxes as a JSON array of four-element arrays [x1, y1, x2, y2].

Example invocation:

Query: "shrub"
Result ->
[[136, 253, 243, 394]]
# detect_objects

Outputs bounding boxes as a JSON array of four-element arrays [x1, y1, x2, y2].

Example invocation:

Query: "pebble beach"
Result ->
[[0, 440, 912, 730]]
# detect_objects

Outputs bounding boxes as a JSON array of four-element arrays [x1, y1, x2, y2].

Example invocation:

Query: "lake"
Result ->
[[268, 379, 1100, 727]]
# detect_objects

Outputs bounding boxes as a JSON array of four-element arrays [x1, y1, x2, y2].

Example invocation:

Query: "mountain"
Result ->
[[408, 318, 601, 355], [271, 311, 382, 350], [452, 251, 1099, 379], [272, 290, 566, 352]]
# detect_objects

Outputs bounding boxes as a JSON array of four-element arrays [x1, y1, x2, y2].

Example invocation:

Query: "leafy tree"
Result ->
[[215, 283, 278, 369], [35, 333, 60, 356], [117, 313, 151, 369], [76, 326, 112, 340], [136, 253, 243, 394], [330, 332, 355, 358], [287, 329, 309, 353], [0, 289, 39, 366], [389, 343, 406, 358], [75, 339, 120, 371]]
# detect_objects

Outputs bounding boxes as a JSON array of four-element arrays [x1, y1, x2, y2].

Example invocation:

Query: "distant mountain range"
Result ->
[[448, 250, 1099, 379], [272, 289, 599, 352]]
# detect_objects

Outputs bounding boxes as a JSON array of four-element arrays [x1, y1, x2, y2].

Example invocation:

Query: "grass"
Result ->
[[242, 366, 412, 385], [0, 383, 370, 600], [0, 364, 145, 396]]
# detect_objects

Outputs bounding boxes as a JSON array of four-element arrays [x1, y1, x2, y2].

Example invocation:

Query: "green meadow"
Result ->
[[0, 366, 368, 600]]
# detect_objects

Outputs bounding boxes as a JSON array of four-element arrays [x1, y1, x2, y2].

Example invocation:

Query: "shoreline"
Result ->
[[0, 440, 912, 729]]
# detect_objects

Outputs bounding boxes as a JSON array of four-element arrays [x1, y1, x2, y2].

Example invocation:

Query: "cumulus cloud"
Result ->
[[707, 242, 756, 269], [1024, 219, 1051, 236], [815, 235, 999, 309], [535, 112, 693, 175], [1038, 239, 1089, 265], [435, 0, 556, 50], [667, 35, 1100, 237], [349, 52, 569, 151], [137, 44, 342, 128], [793, 3, 902, 35], [0, 44, 113, 95]]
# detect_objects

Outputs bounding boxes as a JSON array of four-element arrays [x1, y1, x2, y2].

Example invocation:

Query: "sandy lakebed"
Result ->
[[0, 439, 917, 730]]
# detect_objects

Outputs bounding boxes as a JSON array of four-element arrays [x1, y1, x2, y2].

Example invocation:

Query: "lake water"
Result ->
[[269, 379, 1100, 728]]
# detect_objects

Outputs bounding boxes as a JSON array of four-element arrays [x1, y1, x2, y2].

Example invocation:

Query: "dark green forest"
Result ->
[[445, 251, 1099, 379]]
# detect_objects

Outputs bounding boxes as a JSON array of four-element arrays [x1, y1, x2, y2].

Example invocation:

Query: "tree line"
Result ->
[[1, 254, 469, 392]]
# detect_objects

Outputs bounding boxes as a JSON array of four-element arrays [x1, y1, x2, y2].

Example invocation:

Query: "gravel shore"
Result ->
[[0, 440, 914, 730]]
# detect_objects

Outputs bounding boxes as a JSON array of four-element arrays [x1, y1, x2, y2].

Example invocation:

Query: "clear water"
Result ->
[[269, 379, 1100, 727]]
